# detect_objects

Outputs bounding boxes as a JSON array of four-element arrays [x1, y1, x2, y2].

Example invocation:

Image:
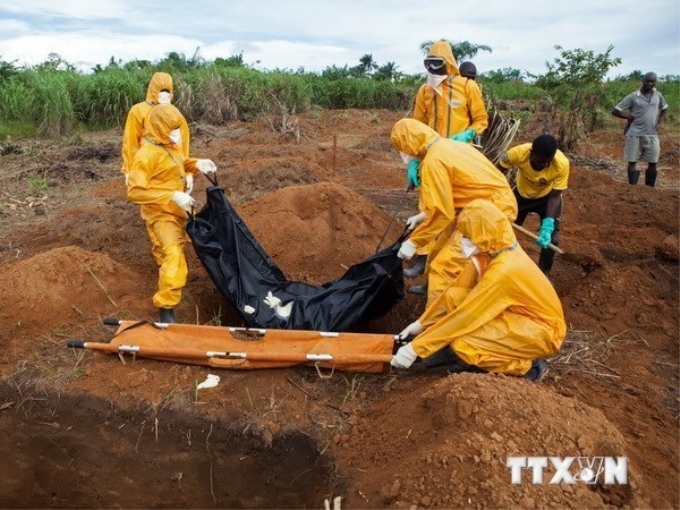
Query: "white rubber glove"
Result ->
[[185, 173, 194, 194], [394, 321, 424, 342], [397, 239, 417, 260], [405, 212, 426, 231], [196, 159, 217, 174], [171, 191, 196, 212], [263, 291, 282, 308], [391, 343, 418, 369]]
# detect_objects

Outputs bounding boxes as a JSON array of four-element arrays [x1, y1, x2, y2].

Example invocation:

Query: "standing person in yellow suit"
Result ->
[[404, 40, 489, 291], [392, 119, 516, 307], [391, 199, 566, 382], [127, 104, 217, 324], [121, 72, 191, 185], [122, 73, 193, 270]]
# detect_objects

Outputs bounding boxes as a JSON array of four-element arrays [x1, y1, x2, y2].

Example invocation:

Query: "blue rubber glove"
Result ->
[[449, 128, 476, 143], [536, 217, 555, 249], [407, 159, 420, 189]]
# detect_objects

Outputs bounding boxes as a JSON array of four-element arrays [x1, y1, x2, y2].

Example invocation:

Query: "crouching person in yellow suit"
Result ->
[[127, 104, 217, 324], [391, 199, 566, 382]]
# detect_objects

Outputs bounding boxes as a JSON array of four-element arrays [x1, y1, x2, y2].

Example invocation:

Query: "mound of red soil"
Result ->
[[0, 246, 148, 344], [338, 373, 648, 509], [238, 181, 394, 283]]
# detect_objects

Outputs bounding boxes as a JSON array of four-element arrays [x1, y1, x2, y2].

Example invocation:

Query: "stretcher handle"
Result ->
[[66, 341, 392, 365]]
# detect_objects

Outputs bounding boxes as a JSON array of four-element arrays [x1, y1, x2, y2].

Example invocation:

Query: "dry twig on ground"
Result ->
[[549, 329, 631, 378]]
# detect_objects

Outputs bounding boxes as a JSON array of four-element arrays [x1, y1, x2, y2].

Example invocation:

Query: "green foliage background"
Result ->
[[0, 47, 676, 141]]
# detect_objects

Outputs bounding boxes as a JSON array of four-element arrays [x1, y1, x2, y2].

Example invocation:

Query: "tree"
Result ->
[[483, 67, 525, 84], [373, 61, 399, 81], [157, 47, 206, 72], [123, 59, 154, 71], [0, 56, 18, 79], [533, 45, 622, 149], [355, 54, 379, 76], [92, 56, 124, 74], [214, 53, 246, 68], [617, 70, 643, 81], [33, 53, 76, 72], [419, 40, 492, 61], [322, 65, 353, 80]]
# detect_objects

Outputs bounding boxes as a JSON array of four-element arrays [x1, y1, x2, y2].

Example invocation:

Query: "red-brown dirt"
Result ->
[[0, 109, 677, 509]]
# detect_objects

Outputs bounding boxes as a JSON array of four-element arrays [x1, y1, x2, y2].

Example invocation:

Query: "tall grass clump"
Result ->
[[22, 70, 78, 137], [73, 68, 145, 128], [0, 71, 77, 137]]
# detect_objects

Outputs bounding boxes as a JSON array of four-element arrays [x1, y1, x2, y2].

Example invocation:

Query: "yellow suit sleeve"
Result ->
[[411, 86, 429, 125], [418, 262, 479, 327], [408, 161, 455, 249], [180, 118, 191, 159], [121, 107, 144, 175], [411, 265, 514, 359], [467, 82, 488, 136]]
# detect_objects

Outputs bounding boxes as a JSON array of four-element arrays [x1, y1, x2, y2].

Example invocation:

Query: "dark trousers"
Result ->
[[513, 189, 561, 275]]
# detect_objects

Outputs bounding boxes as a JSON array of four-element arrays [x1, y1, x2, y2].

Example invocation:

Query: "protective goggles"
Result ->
[[424, 58, 446, 73]]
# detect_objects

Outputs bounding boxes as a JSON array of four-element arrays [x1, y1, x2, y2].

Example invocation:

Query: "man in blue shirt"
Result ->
[[612, 72, 668, 187]]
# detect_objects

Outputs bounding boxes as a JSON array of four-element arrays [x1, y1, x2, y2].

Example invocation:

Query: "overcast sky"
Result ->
[[0, 1, 678, 79]]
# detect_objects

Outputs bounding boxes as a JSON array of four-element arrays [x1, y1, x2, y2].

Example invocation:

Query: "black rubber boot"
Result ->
[[645, 170, 657, 187], [447, 361, 486, 375], [159, 308, 177, 324], [627, 169, 640, 185], [403, 254, 427, 278], [524, 359, 549, 383], [538, 247, 556, 276]]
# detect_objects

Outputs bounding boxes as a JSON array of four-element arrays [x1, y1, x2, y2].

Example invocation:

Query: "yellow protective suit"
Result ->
[[121, 72, 190, 175], [412, 40, 488, 139], [411, 199, 566, 376], [410, 41, 489, 260], [390, 119, 517, 305], [127, 104, 199, 310]]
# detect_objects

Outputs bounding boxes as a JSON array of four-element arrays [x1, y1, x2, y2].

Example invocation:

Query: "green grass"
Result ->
[[0, 64, 676, 139]]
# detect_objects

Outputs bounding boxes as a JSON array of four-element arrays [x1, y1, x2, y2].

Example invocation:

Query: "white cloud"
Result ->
[[1, 0, 129, 19], [0, 0, 677, 76], [0, 33, 202, 71]]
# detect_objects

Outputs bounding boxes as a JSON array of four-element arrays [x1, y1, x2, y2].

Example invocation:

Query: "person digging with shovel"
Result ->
[[496, 134, 569, 277], [127, 104, 217, 324], [391, 199, 566, 383]]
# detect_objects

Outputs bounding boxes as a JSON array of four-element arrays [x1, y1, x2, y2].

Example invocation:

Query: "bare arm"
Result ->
[[546, 190, 562, 219], [611, 108, 632, 121], [656, 109, 667, 130]]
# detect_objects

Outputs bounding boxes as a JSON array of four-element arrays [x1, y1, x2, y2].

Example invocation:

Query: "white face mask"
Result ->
[[157, 91, 172, 104], [426, 72, 447, 91], [460, 236, 480, 258], [400, 152, 416, 165], [169, 128, 182, 145]]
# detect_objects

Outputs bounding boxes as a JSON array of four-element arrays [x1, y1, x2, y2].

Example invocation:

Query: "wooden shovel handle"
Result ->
[[512, 223, 564, 255]]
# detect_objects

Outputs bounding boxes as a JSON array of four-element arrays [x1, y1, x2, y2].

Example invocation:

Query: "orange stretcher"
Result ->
[[67, 318, 395, 374]]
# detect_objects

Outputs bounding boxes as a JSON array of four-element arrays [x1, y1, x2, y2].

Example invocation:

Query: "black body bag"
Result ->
[[186, 181, 405, 331]]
